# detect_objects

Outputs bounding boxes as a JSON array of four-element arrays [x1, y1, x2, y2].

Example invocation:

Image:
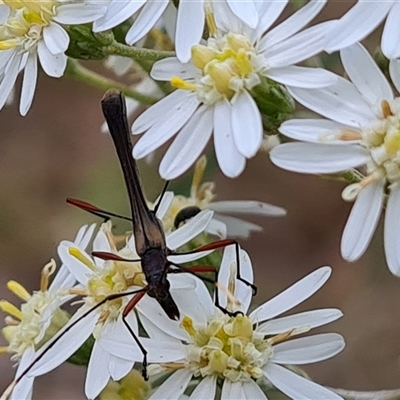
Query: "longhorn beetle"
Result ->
[[1, 90, 256, 399]]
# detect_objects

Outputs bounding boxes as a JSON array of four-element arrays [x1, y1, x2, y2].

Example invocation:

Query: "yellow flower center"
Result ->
[[181, 312, 272, 381], [340, 99, 400, 201], [0, 261, 69, 360], [171, 33, 261, 104], [0, 1, 56, 51], [100, 370, 150, 400]]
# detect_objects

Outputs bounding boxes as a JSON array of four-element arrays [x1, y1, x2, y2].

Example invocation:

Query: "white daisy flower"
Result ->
[[103, 248, 345, 400], [0, 224, 96, 400], [270, 42, 400, 275], [0, 1, 105, 116], [131, 0, 336, 179], [12, 207, 216, 400], [325, 1, 400, 59], [159, 156, 287, 239], [93, 0, 267, 63]]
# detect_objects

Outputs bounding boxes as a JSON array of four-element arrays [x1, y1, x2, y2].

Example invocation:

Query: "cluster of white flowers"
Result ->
[[1, 222, 345, 400], [2, 0, 400, 399]]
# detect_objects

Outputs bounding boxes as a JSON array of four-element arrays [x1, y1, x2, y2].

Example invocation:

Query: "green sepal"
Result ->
[[66, 24, 112, 60], [67, 335, 95, 366], [251, 77, 295, 133]]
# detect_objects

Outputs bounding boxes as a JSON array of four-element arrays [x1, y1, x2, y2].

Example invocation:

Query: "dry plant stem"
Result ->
[[330, 387, 400, 400], [105, 41, 174, 62], [66, 59, 158, 105]]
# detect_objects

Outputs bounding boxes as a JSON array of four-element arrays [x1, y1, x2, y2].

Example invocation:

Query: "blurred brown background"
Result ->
[[1, 1, 400, 398]]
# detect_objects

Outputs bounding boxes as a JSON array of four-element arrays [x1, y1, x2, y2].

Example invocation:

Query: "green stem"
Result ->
[[66, 59, 158, 105], [105, 41, 175, 62]]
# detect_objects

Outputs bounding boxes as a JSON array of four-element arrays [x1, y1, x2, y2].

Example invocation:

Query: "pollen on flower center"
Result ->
[[172, 33, 261, 104], [181, 312, 273, 382], [80, 248, 145, 320], [0, 1, 56, 51], [360, 98, 400, 184], [0, 261, 69, 360]]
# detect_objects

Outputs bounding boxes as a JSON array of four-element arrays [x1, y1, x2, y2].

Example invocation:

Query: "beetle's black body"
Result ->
[[101, 91, 180, 320]]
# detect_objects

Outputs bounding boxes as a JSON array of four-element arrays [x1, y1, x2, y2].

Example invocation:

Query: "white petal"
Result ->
[[169, 274, 197, 291], [210, 200, 286, 216], [259, 308, 343, 335], [126, 0, 169, 45], [288, 77, 373, 127], [37, 41, 67, 77], [232, 91, 262, 158], [241, 379, 268, 400], [264, 363, 343, 400], [160, 106, 214, 179], [53, 4, 106, 24], [76, 223, 97, 249], [213, 100, 246, 178], [100, 336, 184, 363], [0, 5, 10, 22], [270, 143, 370, 174], [249, 266, 331, 323], [108, 356, 133, 381], [213, 215, 263, 239], [137, 278, 211, 340], [385, 185, 400, 276], [389, 59, 400, 94], [266, 21, 331, 68], [206, 218, 227, 239], [166, 209, 213, 250], [171, 274, 214, 322], [49, 265, 75, 291], [93, 228, 112, 253], [279, 119, 358, 144], [227, 0, 258, 29], [168, 249, 214, 264], [149, 370, 193, 399], [221, 380, 246, 400], [267, 66, 337, 89], [341, 43, 393, 105], [26, 309, 97, 377], [151, 58, 196, 81], [176, 0, 205, 62], [382, 2, 400, 59], [93, 1, 145, 32], [10, 378, 33, 400], [262, 0, 326, 47], [189, 376, 217, 399], [341, 179, 384, 262], [11, 347, 35, 400], [57, 241, 92, 285], [85, 341, 110, 400], [138, 313, 178, 341], [272, 333, 345, 364], [212, 2, 242, 34], [217, 246, 253, 314], [19, 52, 37, 116], [256, 0, 288, 35], [43, 23, 69, 55], [0, 49, 15, 71], [132, 89, 190, 133], [325, 2, 391, 53], [132, 93, 199, 159], [154, 191, 174, 220], [0, 54, 21, 111]]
